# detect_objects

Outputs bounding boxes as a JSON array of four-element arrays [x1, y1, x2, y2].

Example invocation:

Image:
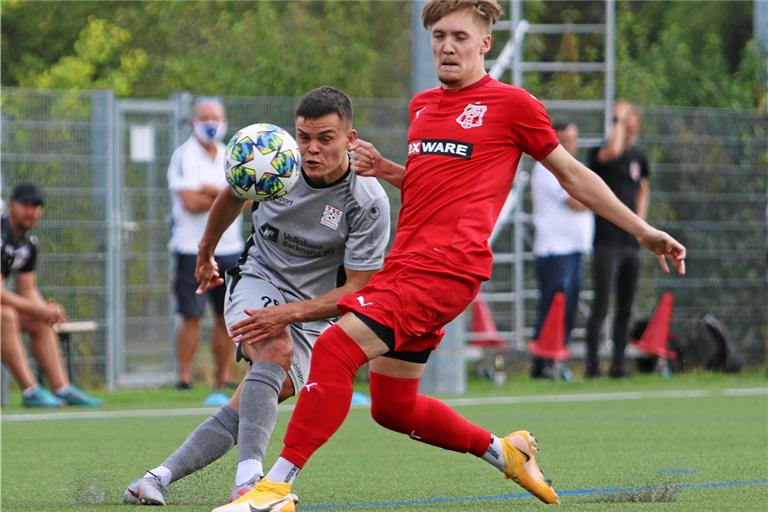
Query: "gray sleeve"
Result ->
[[344, 194, 390, 271]]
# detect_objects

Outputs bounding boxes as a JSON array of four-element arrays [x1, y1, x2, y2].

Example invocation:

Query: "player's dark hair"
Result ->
[[422, 0, 503, 30], [553, 120, 576, 132], [295, 86, 353, 126]]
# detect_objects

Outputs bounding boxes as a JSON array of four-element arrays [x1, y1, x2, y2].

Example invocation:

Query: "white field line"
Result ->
[[1, 387, 765, 423]]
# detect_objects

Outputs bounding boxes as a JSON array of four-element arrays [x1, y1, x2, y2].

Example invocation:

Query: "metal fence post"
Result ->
[[96, 89, 120, 391], [513, 171, 529, 351], [90, 89, 117, 390], [419, 313, 468, 395]]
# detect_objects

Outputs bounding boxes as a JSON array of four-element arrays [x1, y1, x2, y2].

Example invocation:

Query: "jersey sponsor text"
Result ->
[[407, 139, 474, 160]]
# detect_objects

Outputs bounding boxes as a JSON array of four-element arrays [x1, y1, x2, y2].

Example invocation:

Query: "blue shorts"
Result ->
[[173, 253, 240, 319]]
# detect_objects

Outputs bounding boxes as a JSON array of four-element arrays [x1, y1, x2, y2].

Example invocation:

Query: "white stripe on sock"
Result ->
[[265, 457, 301, 484], [481, 435, 506, 471]]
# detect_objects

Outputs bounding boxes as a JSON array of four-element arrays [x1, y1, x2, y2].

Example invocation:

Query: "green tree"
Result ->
[[503, 0, 761, 108], [2, 0, 410, 98], [614, 1, 762, 108], [17, 16, 147, 96]]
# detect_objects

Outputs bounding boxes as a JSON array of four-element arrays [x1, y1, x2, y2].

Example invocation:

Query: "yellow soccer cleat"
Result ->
[[501, 430, 560, 505], [212, 479, 299, 512]]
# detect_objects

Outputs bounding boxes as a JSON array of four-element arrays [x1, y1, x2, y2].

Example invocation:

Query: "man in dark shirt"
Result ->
[[1, 182, 102, 407], [585, 101, 650, 378]]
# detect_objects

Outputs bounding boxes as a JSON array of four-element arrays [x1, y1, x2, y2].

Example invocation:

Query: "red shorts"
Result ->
[[337, 255, 481, 354]]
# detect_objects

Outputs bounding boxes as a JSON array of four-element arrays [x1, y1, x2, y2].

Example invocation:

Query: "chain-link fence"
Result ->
[[1, 87, 765, 390]]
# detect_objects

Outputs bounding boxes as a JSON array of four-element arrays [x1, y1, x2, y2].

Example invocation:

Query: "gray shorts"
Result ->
[[224, 271, 331, 391]]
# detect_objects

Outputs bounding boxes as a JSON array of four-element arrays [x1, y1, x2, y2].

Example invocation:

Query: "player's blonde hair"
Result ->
[[422, 0, 503, 31]]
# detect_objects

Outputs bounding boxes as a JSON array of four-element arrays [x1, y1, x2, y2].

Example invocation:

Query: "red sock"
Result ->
[[281, 324, 368, 467], [369, 372, 491, 456]]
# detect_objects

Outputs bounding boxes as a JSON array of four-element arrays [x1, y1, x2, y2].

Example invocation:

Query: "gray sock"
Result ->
[[237, 361, 286, 470], [161, 405, 239, 483]]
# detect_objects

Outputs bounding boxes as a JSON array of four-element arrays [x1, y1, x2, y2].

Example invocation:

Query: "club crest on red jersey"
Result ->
[[456, 103, 487, 129]]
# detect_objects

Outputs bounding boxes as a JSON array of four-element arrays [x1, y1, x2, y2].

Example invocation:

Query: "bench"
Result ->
[[49, 321, 99, 384]]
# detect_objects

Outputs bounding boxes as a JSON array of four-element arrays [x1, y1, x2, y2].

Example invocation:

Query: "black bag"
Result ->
[[681, 314, 743, 373]]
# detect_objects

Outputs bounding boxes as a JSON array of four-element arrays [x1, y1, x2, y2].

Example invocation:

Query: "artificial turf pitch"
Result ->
[[1, 372, 766, 511]]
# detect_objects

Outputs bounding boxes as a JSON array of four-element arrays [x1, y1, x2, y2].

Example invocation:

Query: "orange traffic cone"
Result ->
[[529, 292, 570, 361], [470, 298, 506, 349], [631, 292, 676, 359]]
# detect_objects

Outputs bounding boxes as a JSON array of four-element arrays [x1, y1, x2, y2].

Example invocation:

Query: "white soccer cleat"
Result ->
[[123, 474, 167, 506]]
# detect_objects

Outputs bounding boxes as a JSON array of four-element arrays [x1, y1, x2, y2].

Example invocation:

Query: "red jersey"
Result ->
[[389, 75, 558, 280]]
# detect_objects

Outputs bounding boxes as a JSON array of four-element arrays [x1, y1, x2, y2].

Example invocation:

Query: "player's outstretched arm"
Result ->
[[542, 145, 686, 275], [229, 268, 378, 345], [351, 139, 405, 188], [195, 188, 246, 294]]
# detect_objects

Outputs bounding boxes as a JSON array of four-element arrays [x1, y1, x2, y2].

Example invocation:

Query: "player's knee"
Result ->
[[369, 371, 423, 433], [1, 305, 20, 329], [369, 387, 418, 433], [23, 317, 52, 336], [243, 336, 293, 371], [371, 396, 421, 434], [370, 399, 407, 431], [278, 377, 295, 401]]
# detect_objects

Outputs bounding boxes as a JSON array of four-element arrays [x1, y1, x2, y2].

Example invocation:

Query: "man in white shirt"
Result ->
[[167, 97, 244, 389], [530, 121, 594, 379]]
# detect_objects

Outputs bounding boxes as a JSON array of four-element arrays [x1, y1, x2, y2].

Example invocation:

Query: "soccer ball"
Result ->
[[224, 123, 301, 202]]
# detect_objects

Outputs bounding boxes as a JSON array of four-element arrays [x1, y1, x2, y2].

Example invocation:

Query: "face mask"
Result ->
[[193, 121, 227, 143]]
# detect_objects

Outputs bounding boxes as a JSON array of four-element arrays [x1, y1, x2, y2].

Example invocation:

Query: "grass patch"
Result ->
[[1, 373, 766, 511], [594, 483, 679, 503]]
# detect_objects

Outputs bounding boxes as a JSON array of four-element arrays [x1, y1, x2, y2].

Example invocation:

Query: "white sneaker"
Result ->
[[123, 474, 167, 505]]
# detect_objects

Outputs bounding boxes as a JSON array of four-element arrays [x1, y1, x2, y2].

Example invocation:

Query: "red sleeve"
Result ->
[[509, 90, 558, 161]]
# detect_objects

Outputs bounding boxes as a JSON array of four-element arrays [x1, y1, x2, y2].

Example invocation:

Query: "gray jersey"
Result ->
[[239, 169, 390, 303]]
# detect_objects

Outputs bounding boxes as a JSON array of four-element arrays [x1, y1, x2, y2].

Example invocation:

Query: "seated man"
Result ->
[[1, 183, 102, 407]]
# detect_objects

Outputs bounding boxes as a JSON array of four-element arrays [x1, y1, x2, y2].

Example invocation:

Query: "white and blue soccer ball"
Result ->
[[224, 123, 301, 202]]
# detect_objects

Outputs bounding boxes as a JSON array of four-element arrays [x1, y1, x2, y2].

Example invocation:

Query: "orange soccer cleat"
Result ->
[[501, 430, 560, 504], [212, 479, 298, 512]]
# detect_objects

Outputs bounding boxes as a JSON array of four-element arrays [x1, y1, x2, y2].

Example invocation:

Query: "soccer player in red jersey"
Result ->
[[215, 1, 686, 510]]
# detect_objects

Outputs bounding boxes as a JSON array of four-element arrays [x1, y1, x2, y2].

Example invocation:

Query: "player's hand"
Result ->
[[613, 102, 631, 124], [636, 227, 686, 275], [229, 306, 293, 345], [350, 139, 383, 177], [194, 255, 223, 294], [40, 301, 67, 325]]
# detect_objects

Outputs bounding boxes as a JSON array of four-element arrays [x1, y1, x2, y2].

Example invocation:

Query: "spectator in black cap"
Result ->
[[9, 182, 45, 206], [1, 182, 102, 407]]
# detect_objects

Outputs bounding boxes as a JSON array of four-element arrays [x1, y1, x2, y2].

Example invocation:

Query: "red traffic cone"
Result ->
[[631, 292, 676, 359], [470, 298, 507, 349], [529, 292, 570, 361]]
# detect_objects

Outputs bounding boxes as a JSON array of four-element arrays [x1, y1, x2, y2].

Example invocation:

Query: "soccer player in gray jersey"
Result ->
[[124, 86, 390, 506]]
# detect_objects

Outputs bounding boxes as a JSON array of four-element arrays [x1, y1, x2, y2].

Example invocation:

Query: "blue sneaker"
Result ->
[[22, 385, 64, 408], [55, 385, 103, 407]]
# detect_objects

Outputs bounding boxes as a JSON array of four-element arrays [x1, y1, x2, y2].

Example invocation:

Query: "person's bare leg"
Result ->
[[176, 316, 200, 385], [212, 315, 235, 387], [1, 307, 38, 390], [20, 312, 68, 389]]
